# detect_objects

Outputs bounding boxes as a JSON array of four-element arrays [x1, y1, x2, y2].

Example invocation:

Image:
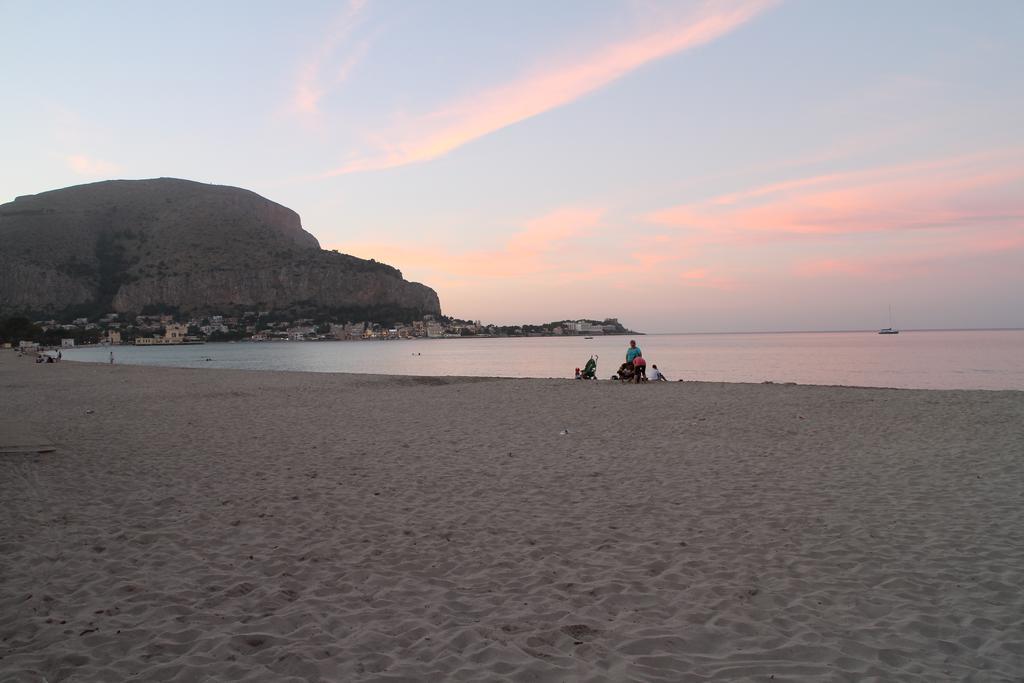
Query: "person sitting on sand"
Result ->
[[632, 353, 647, 383], [648, 364, 668, 381], [575, 367, 582, 380]]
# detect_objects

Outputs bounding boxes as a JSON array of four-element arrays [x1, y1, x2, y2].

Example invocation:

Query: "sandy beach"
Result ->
[[1, 352, 1022, 682]]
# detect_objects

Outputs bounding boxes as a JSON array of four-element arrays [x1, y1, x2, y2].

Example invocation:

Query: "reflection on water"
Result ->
[[63, 330, 1024, 390]]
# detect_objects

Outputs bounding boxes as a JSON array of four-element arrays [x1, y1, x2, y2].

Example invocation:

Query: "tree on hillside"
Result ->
[[0, 317, 42, 344]]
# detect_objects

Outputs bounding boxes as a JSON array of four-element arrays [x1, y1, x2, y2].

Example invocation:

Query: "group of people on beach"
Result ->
[[575, 339, 668, 383], [616, 339, 667, 383], [26, 349, 62, 363]]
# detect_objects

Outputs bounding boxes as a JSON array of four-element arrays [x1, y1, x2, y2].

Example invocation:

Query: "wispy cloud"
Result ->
[[639, 148, 1024, 287], [792, 231, 1024, 281], [326, 0, 777, 175], [507, 207, 605, 257], [647, 149, 1024, 238], [332, 204, 742, 305], [65, 154, 120, 176], [335, 206, 605, 281], [292, 0, 370, 116]]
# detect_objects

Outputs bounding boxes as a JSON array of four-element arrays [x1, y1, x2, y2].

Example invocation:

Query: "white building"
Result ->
[[286, 325, 316, 341]]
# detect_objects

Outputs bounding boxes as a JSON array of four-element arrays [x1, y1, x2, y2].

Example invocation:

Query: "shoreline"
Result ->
[[47, 355, 1024, 393], [42, 328, 1024, 392], [2, 353, 1023, 680]]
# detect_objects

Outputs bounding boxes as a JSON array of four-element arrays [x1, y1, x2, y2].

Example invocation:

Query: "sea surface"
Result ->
[[62, 330, 1024, 390]]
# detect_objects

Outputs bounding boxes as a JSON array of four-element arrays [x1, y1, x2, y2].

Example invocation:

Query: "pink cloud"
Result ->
[[332, 146, 1021, 319], [792, 259, 871, 278], [326, 0, 776, 175], [791, 226, 1024, 280], [678, 268, 737, 290], [627, 250, 684, 269], [333, 203, 743, 305], [334, 206, 606, 281], [65, 154, 120, 176], [346, 206, 722, 297], [648, 149, 1024, 238], [507, 207, 605, 256]]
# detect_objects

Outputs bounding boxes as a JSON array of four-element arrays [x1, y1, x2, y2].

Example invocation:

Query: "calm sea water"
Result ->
[[62, 330, 1024, 390]]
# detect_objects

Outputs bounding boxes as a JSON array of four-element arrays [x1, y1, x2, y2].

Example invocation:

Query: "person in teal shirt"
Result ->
[[626, 339, 642, 363]]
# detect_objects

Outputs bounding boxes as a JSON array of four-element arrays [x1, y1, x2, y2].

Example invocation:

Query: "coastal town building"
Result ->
[[199, 324, 228, 335], [134, 322, 189, 345], [286, 325, 316, 341], [165, 323, 187, 343], [330, 322, 365, 340]]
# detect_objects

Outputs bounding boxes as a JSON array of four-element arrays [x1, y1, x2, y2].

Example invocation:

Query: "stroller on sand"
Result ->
[[579, 355, 598, 380], [614, 361, 635, 382]]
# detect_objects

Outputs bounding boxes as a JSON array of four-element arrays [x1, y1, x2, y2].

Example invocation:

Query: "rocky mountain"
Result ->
[[0, 178, 441, 321]]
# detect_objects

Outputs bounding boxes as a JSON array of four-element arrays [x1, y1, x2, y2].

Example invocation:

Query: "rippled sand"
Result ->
[[2, 353, 1023, 681]]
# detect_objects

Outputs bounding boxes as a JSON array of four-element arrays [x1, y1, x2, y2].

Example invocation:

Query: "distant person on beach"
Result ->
[[632, 353, 647, 383], [109, 351, 114, 365], [626, 339, 642, 364], [57, 350, 62, 361], [575, 367, 582, 380], [649, 364, 668, 381]]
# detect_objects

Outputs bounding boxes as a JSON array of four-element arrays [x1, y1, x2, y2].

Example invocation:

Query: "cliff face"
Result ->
[[0, 178, 441, 319]]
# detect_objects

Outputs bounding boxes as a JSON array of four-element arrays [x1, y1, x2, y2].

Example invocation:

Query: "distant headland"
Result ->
[[0, 177, 639, 347]]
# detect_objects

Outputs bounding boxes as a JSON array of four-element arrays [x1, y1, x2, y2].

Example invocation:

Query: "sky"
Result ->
[[2, 0, 1022, 333]]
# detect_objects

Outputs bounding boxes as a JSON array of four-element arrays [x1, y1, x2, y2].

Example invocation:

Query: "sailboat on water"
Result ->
[[879, 305, 899, 334]]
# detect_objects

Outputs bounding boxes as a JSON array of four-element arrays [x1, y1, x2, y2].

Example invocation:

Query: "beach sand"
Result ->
[[1, 352, 1022, 681]]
